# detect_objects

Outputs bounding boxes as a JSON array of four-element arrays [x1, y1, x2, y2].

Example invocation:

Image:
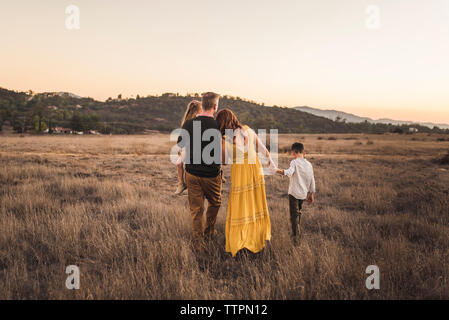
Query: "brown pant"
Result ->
[[185, 171, 222, 250]]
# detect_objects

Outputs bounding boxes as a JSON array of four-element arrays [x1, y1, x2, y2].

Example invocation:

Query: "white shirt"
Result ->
[[284, 158, 316, 200]]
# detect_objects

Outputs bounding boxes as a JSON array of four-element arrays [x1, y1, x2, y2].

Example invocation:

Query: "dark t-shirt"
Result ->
[[177, 116, 221, 178]]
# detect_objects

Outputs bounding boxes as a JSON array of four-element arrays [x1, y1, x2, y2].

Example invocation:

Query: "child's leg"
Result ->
[[288, 195, 300, 236], [220, 169, 226, 183], [297, 199, 304, 233], [177, 162, 184, 184], [174, 162, 187, 195]]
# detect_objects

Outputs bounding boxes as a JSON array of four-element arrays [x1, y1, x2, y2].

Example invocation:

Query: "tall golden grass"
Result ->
[[0, 133, 448, 299]]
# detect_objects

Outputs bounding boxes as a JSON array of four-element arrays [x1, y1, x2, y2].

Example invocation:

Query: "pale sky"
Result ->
[[1, 0, 449, 123]]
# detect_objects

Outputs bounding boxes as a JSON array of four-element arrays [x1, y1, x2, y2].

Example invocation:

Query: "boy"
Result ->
[[276, 142, 315, 244]]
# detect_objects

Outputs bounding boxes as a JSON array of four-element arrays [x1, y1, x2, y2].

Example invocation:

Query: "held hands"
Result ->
[[268, 158, 285, 175], [267, 157, 280, 175]]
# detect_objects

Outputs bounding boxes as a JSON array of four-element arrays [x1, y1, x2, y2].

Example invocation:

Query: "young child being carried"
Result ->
[[174, 100, 202, 195], [276, 142, 316, 244]]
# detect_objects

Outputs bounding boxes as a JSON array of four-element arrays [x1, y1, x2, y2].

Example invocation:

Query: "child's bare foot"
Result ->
[[174, 181, 187, 195]]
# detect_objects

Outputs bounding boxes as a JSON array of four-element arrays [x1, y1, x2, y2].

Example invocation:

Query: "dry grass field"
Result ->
[[0, 133, 448, 299]]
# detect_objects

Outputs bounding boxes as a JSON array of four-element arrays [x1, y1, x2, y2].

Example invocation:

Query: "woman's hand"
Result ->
[[265, 156, 279, 175]]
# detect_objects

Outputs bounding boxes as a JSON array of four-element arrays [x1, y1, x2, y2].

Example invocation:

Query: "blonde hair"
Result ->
[[181, 100, 202, 126]]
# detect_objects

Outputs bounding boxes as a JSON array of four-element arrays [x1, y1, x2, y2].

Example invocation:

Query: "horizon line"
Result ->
[[2, 85, 449, 127]]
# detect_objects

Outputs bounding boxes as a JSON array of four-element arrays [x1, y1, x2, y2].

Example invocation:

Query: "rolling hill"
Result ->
[[1, 87, 447, 134]]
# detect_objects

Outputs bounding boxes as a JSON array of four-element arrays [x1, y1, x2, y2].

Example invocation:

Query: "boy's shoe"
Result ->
[[174, 182, 187, 195], [294, 235, 301, 246], [292, 235, 300, 246]]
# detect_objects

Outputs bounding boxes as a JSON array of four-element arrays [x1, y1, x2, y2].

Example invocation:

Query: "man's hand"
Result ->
[[307, 193, 315, 204]]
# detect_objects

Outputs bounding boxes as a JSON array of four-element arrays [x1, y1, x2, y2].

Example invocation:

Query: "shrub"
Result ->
[[440, 150, 449, 165]]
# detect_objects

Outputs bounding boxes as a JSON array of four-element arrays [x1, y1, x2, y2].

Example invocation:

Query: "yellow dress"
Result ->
[[225, 126, 271, 257]]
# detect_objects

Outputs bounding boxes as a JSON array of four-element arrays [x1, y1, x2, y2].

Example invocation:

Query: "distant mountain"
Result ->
[[374, 118, 449, 129], [38, 92, 84, 99], [294, 106, 449, 130], [56, 92, 83, 99], [295, 106, 372, 124]]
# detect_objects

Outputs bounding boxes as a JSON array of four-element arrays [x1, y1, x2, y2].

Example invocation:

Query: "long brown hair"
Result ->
[[216, 108, 242, 136], [180, 100, 202, 126]]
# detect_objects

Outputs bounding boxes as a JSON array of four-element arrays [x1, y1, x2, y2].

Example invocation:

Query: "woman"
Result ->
[[216, 109, 273, 257]]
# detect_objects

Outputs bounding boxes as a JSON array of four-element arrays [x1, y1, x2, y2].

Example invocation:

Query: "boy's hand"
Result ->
[[276, 169, 284, 175], [307, 193, 315, 204]]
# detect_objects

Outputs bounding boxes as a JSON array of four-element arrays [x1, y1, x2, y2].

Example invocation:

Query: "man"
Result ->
[[178, 92, 222, 252]]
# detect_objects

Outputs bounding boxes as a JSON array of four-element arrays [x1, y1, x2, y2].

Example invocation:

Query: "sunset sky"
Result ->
[[1, 0, 449, 123]]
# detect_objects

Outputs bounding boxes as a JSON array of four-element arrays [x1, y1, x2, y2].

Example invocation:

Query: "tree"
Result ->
[[63, 110, 69, 120], [13, 113, 32, 133], [70, 113, 101, 133], [86, 114, 100, 131], [33, 115, 47, 133], [393, 127, 404, 134], [70, 112, 84, 132], [24, 97, 47, 133]]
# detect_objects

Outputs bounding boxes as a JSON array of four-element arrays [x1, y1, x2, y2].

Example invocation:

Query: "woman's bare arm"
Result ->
[[221, 138, 227, 165], [255, 132, 270, 158]]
